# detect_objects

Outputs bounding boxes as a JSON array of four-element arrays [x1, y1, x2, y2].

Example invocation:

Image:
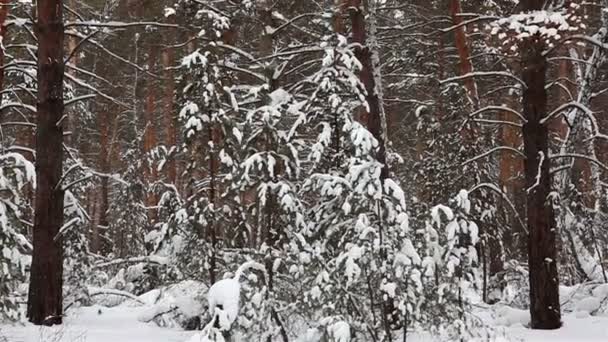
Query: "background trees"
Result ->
[[1, 0, 608, 340]]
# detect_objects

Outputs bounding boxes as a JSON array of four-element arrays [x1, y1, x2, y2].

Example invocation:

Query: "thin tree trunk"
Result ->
[[144, 46, 158, 218], [27, 0, 65, 326], [162, 15, 177, 185], [0, 0, 9, 96], [521, 0, 561, 329]]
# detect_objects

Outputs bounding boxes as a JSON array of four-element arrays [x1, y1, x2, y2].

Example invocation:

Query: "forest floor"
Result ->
[[2, 284, 608, 341], [2, 305, 608, 341], [0, 305, 196, 342]]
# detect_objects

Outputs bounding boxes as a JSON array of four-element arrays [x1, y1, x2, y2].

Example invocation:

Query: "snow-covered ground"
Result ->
[[0, 305, 196, 342], [3, 283, 608, 341], [3, 305, 608, 342], [505, 313, 608, 341]]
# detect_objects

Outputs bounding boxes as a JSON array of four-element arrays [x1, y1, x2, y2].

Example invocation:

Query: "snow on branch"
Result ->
[[0, 102, 36, 113], [271, 13, 322, 37], [541, 101, 608, 142], [440, 71, 527, 89], [65, 21, 179, 29], [469, 183, 527, 233], [92, 256, 169, 270], [473, 118, 522, 128], [462, 146, 525, 166], [544, 34, 608, 57], [54, 217, 82, 242], [88, 287, 146, 305], [526, 151, 544, 194], [549, 153, 608, 172], [468, 105, 527, 123]]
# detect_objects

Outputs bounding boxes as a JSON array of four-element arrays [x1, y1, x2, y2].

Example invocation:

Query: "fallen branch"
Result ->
[[88, 287, 146, 305]]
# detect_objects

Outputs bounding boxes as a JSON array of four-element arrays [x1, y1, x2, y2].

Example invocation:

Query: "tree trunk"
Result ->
[[348, 0, 388, 179], [449, 0, 478, 108], [27, 0, 65, 326], [0, 0, 9, 96], [348, 1, 395, 336], [144, 46, 158, 218], [521, 0, 561, 329], [162, 15, 177, 185]]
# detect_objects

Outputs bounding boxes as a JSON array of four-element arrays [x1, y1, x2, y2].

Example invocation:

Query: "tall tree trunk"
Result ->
[[348, 1, 395, 337], [144, 46, 158, 219], [0, 0, 9, 96], [162, 16, 177, 185], [521, 0, 561, 330], [449, 0, 478, 108], [348, 0, 388, 179], [27, 0, 65, 326]]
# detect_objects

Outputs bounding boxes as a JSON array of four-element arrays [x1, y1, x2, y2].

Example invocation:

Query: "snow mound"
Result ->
[[575, 297, 601, 314], [495, 306, 530, 327], [135, 280, 207, 329], [208, 277, 240, 330], [327, 321, 350, 342], [592, 284, 608, 300]]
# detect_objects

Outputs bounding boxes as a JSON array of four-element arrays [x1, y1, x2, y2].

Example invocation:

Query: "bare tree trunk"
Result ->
[[449, 0, 478, 108], [27, 0, 65, 326], [144, 46, 158, 218], [348, 0, 388, 179], [0, 0, 9, 96], [521, 0, 561, 330], [162, 16, 177, 185]]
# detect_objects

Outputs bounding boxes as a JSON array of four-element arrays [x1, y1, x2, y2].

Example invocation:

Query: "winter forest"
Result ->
[[3, 0, 608, 341]]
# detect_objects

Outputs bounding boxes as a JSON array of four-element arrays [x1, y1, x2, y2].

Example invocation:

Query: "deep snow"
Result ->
[[2, 305, 608, 341], [3, 283, 608, 342], [0, 305, 196, 342]]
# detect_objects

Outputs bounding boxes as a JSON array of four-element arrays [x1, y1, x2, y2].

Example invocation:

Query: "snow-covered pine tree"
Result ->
[[296, 33, 417, 341], [0, 153, 35, 321], [146, 3, 248, 288], [420, 190, 482, 339]]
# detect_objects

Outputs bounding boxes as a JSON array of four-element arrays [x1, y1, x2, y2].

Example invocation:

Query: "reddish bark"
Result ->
[[162, 48, 176, 184], [498, 106, 525, 259], [144, 46, 158, 212], [163, 14, 177, 185], [449, 0, 478, 107], [27, 0, 65, 326], [332, 0, 346, 34], [347, 1, 395, 335], [348, 0, 388, 180]]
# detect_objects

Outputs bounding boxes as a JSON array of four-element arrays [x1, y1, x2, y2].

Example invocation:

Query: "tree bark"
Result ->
[[348, 0, 388, 179], [0, 0, 9, 96], [521, 0, 561, 329], [449, 0, 478, 108], [348, 1, 395, 336], [144, 46, 158, 216], [27, 0, 65, 326], [162, 14, 177, 185]]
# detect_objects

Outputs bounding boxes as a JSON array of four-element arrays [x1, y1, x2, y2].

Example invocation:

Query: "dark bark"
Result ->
[[348, 2, 395, 337], [348, 0, 388, 180], [27, 0, 65, 326], [144, 45, 158, 220], [521, 0, 561, 328], [0, 0, 9, 95]]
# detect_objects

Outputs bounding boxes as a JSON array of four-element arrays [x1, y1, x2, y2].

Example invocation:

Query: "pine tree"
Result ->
[[27, 0, 66, 326]]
